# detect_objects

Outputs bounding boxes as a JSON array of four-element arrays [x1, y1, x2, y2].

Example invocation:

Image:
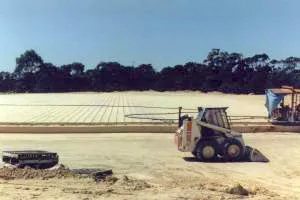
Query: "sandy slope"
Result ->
[[0, 133, 299, 199]]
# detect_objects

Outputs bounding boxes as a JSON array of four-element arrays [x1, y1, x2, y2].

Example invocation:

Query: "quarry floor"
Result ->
[[0, 132, 299, 200]]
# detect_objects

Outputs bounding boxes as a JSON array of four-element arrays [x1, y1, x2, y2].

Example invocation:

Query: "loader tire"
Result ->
[[195, 140, 218, 162], [222, 138, 244, 162]]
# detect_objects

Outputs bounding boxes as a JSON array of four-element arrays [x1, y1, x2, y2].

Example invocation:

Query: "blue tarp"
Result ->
[[265, 89, 285, 117]]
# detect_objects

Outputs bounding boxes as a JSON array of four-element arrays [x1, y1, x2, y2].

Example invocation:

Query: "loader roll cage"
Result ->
[[198, 107, 231, 129], [178, 106, 241, 138], [178, 107, 231, 129]]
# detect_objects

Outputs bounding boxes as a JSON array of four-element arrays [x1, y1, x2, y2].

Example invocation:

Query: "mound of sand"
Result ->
[[226, 183, 249, 196], [0, 165, 117, 181], [0, 165, 151, 192], [0, 164, 73, 180], [113, 175, 151, 191]]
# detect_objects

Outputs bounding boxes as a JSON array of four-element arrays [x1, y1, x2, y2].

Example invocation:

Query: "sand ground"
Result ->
[[0, 133, 299, 200], [0, 91, 267, 123]]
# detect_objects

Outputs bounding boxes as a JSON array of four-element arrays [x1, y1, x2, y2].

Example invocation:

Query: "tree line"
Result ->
[[0, 49, 299, 94]]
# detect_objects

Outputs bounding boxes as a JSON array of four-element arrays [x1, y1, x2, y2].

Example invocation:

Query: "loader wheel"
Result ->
[[195, 140, 218, 162], [223, 138, 244, 162]]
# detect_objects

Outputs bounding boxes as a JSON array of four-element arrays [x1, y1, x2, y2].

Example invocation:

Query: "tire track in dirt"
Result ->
[[53, 106, 78, 123], [73, 106, 94, 123], [61, 94, 104, 123], [22, 106, 47, 123], [114, 94, 122, 124], [125, 94, 139, 123], [106, 94, 118, 123], [81, 106, 99, 123], [90, 94, 110, 123], [48, 105, 80, 123], [134, 94, 151, 123], [33, 107, 57, 123], [121, 94, 126, 123], [62, 105, 88, 123], [65, 106, 89, 123], [27, 106, 64, 123], [99, 93, 114, 123], [82, 94, 110, 123], [123, 93, 134, 123]]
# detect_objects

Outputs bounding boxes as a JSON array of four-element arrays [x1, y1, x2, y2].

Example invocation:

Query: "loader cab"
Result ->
[[197, 107, 231, 129]]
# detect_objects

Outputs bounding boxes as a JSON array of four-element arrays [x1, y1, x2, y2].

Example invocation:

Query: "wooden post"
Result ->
[[178, 107, 182, 127], [291, 89, 295, 122]]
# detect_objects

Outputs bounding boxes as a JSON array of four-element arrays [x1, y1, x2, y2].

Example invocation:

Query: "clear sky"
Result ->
[[0, 0, 299, 71]]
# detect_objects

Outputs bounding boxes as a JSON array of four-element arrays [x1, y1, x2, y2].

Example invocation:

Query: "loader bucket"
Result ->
[[244, 146, 269, 162]]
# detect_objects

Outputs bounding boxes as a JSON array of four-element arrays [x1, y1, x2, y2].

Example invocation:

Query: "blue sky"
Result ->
[[0, 0, 299, 71]]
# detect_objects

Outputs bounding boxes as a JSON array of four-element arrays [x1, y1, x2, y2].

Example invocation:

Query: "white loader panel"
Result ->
[[175, 118, 201, 152]]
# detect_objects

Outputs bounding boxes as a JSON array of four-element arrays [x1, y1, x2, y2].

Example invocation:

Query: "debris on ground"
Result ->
[[114, 175, 151, 191], [71, 168, 113, 182], [226, 183, 249, 196], [0, 164, 73, 180], [0, 164, 114, 181], [104, 175, 119, 185]]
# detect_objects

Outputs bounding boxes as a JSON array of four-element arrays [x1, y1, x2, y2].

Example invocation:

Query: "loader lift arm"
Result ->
[[195, 119, 241, 138]]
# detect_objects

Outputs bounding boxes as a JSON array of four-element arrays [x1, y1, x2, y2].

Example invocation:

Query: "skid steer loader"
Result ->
[[175, 107, 268, 162]]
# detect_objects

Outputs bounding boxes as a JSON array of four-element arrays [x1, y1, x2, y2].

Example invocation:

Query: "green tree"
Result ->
[[14, 50, 44, 77]]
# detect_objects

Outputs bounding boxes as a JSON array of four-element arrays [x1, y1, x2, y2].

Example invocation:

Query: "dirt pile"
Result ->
[[0, 165, 150, 192], [71, 168, 113, 182], [113, 175, 151, 191], [0, 164, 73, 180], [226, 183, 249, 196]]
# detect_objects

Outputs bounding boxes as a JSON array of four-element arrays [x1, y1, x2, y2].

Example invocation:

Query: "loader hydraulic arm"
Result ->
[[195, 119, 240, 138]]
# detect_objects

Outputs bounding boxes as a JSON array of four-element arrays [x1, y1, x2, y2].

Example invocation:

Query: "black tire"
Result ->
[[195, 140, 218, 162], [222, 138, 245, 162]]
